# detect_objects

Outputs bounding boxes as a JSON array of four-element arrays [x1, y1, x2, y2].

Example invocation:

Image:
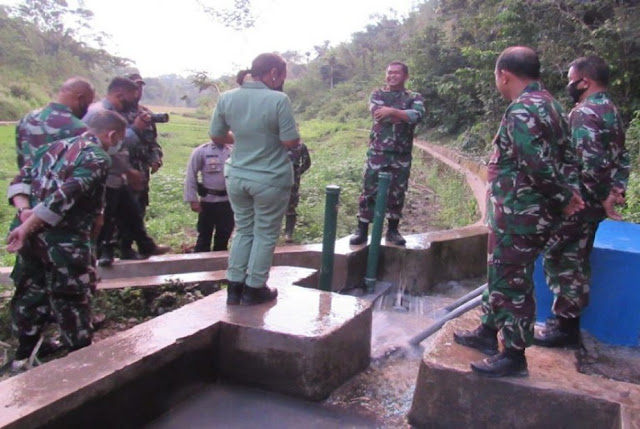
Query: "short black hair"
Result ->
[[107, 76, 139, 94], [86, 110, 127, 134], [569, 56, 610, 86], [388, 61, 409, 75], [496, 46, 541, 80]]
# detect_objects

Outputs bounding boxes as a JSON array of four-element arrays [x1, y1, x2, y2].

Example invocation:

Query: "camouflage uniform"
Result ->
[[482, 82, 579, 350], [286, 142, 311, 216], [15, 102, 87, 168], [7, 132, 111, 350], [122, 104, 163, 213], [542, 91, 629, 318], [357, 88, 425, 222]]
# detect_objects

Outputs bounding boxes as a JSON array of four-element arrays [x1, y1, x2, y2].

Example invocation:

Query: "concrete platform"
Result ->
[[535, 220, 640, 346], [0, 266, 372, 429], [408, 309, 640, 428]]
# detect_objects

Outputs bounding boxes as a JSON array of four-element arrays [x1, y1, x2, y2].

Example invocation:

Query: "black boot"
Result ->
[[470, 347, 528, 378], [453, 324, 499, 355], [98, 244, 114, 267], [534, 316, 581, 348], [226, 281, 244, 306], [349, 220, 369, 245], [284, 215, 296, 243], [241, 285, 278, 306], [385, 218, 406, 246]]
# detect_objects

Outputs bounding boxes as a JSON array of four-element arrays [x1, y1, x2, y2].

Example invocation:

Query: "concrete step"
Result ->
[[408, 308, 640, 428], [97, 265, 319, 290]]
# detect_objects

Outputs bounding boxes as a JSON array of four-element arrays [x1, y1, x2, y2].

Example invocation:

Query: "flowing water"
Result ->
[[146, 278, 485, 428]]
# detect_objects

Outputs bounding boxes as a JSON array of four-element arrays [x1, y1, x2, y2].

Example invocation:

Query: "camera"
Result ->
[[150, 113, 170, 123]]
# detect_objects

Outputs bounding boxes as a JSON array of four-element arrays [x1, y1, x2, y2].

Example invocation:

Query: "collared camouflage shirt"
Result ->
[[8, 132, 111, 239], [569, 91, 630, 221], [15, 102, 87, 168], [368, 88, 425, 154], [122, 104, 163, 174], [487, 82, 579, 235]]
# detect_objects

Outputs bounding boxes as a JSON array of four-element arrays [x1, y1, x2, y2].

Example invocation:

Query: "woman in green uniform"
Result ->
[[210, 53, 300, 306]]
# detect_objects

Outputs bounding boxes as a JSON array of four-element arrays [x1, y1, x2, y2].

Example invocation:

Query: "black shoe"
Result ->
[[98, 247, 114, 267], [470, 349, 528, 378], [349, 220, 369, 245], [453, 324, 499, 355], [386, 218, 406, 245], [226, 281, 244, 306], [37, 338, 65, 358], [241, 285, 278, 306], [284, 215, 296, 243], [385, 229, 406, 246], [534, 316, 581, 348], [120, 248, 147, 260]]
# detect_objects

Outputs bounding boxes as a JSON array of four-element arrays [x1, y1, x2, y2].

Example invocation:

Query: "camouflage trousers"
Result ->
[[481, 231, 550, 350], [286, 174, 302, 216], [357, 150, 411, 222], [542, 219, 599, 318], [10, 234, 96, 350]]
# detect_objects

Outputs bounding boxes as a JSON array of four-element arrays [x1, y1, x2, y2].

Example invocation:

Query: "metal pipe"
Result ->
[[441, 283, 487, 313], [408, 295, 483, 346], [318, 185, 341, 291], [364, 172, 391, 293]]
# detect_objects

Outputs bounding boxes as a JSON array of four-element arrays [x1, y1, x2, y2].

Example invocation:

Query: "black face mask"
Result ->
[[567, 78, 587, 103]]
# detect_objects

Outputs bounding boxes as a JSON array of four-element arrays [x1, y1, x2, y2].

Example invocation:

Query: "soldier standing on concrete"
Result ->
[[84, 77, 169, 265], [284, 141, 311, 243], [184, 140, 234, 252], [118, 73, 165, 257], [15, 77, 95, 168], [350, 61, 425, 246], [453, 46, 584, 377], [4, 110, 126, 373], [122, 72, 164, 217], [535, 56, 630, 348]]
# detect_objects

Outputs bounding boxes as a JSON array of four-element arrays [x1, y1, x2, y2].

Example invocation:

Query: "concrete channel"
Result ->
[[1, 142, 639, 428]]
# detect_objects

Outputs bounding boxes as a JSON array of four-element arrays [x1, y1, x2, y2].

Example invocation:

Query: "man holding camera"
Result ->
[[123, 73, 164, 217], [84, 76, 169, 265], [184, 139, 234, 252]]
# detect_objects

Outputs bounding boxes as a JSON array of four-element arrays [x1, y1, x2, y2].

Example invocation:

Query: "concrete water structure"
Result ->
[[1, 140, 639, 427]]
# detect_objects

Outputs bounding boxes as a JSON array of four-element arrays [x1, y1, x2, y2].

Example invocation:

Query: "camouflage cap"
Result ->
[[126, 73, 146, 85]]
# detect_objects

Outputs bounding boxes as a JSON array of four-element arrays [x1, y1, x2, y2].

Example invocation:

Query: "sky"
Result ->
[[2, 0, 422, 78]]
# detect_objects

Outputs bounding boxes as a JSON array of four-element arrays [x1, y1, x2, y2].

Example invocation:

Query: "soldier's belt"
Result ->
[[206, 189, 227, 196]]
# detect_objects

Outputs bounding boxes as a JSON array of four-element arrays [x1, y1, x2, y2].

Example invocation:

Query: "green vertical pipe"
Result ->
[[365, 172, 391, 292], [318, 185, 341, 291]]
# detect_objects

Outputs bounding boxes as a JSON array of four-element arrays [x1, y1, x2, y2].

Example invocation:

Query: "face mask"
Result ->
[[107, 136, 123, 154], [567, 78, 587, 103]]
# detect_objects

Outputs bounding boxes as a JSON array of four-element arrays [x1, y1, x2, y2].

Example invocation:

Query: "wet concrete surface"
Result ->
[[146, 383, 380, 429], [142, 278, 484, 429]]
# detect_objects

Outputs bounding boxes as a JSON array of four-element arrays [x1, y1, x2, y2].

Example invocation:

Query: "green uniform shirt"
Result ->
[[209, 81, 299, 188]]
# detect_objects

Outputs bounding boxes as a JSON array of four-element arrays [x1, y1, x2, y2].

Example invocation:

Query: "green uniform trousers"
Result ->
[[226, 176, 291, 288]]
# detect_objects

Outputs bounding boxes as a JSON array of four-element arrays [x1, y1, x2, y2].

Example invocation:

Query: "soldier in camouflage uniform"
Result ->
[[118, 73, 165, 256], [122, 73, 164, 217], [535, 56, 630, 348], [284, 141, 311, 242], [15, 77, 95, 168], [453, 47, 584, 377], [5, 110, 126, 373], [84, 77, 169, 265], [350, 61, 425, 246]]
